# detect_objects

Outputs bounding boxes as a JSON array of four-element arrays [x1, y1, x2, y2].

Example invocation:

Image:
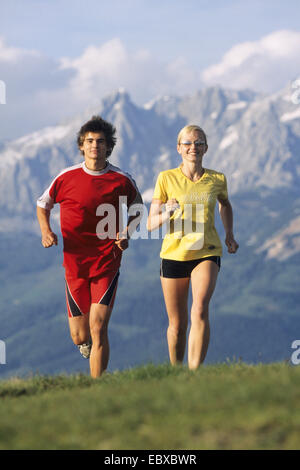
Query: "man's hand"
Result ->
[[41, 231, 58, 248], [115, 232, 129, 251], [225, 233, 239, 254]]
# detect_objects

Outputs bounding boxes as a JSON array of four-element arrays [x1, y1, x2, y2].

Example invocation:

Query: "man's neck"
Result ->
[[84, 158, 108, 172]]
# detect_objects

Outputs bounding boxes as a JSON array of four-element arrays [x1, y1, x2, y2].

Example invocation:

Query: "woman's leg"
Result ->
[[160, 276, 190, 365], [188, 260, 219, 369]]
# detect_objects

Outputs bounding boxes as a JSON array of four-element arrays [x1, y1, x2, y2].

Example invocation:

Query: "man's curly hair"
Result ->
[[77, 115, 117, 157]]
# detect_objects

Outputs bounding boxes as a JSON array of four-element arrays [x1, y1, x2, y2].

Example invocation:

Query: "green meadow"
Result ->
[[0, 362, 299, 450]]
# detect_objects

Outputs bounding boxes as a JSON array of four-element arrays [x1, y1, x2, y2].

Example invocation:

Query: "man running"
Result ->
[[37, 116, 143, 377]]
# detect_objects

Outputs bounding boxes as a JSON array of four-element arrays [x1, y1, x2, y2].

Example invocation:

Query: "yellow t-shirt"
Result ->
[[153, 166, 228, 261]]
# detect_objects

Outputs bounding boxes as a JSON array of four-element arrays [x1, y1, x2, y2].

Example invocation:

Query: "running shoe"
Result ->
[[78, 341, 92, 359]]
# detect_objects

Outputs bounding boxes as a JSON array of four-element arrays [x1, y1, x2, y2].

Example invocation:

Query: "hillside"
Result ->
[[0, 84, 299, 378], [0, 362, 299, 450], [1, 189, 300, 379]]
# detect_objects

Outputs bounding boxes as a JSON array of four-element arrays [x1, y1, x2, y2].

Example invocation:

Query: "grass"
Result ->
[[0, 362, 299, 450]]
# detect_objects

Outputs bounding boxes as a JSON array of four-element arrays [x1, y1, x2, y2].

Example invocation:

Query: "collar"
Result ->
[[82, 161, 111, 176]]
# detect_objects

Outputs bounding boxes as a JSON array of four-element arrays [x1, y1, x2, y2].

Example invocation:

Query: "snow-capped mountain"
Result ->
[[0, 85, 299, 238], [1, 85, 300, 378], [256, 215, 300, 261]]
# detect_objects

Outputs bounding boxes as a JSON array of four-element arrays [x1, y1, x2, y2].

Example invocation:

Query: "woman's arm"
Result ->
[[147, 198, 180, 232], [218, 198, 239, 253]]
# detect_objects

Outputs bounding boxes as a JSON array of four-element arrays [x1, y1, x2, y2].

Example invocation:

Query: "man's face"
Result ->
[[80, 131, 108, 165]]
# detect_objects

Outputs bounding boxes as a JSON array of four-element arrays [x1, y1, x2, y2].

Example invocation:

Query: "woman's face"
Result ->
[[177, 129, 207, 164]]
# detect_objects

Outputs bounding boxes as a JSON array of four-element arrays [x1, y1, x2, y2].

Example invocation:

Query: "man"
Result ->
[[37, 116, 143, 378]]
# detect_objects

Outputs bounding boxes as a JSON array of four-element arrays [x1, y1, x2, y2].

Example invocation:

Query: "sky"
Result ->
[[0, 0, 300, 140]]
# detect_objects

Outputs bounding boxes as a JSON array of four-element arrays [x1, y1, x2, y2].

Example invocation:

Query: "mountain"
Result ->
[[0, 84, 300, 379], [1, 84, 300, 223]]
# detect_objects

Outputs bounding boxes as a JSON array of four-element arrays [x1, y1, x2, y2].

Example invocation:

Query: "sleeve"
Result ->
[[218, 174, 228, 201], [152, 172, 168, 203], [125, 173, 143, 208], [36, 176, 59, 210]]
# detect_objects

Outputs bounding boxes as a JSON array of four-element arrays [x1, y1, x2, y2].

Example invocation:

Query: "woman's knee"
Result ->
[[168, 321, 188, 338], [191, 301, 210, 322]]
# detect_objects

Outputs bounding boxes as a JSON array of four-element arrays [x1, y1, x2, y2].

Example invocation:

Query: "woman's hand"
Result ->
[[225, 233, 239, 253], [165, 199, 180, 215]]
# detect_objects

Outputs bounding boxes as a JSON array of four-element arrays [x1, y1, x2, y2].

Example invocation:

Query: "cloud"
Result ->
[[0, 37, 75, 139], [201, 30, 300, 92], [60, 38, 128, 98], [0, 37, 203, 140], [0, 37, 39, 62], [59, 38, 202, 106], [1, 31, 299, 140]]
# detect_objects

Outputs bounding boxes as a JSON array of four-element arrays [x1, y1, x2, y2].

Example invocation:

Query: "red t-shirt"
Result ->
[[37, 162, 141, 278]]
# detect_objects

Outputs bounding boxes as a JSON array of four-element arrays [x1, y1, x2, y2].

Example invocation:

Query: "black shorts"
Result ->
[[160, 256, 221, 279]]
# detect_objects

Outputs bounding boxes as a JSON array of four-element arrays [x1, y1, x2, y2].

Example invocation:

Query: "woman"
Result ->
[[147, 125, 239, 369]]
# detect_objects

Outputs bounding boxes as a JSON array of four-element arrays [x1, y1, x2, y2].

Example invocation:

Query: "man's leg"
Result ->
[[89, 303, 113, 378], [68, 315, 90, 346], [65, 277, 91, 350], [88, 270, 119, 377]]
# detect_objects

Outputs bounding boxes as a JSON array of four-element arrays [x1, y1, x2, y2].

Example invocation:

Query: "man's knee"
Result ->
[[90, 317, 109, 343], [89, 304, 112, 342], [69, 314, 90, 345], [70, 329, 90, 345]]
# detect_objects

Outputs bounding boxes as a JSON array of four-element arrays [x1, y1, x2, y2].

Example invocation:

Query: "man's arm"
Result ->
[[218, 198, 239, 254], [115, 192, 144, 251], [36, 206, 58, 248]]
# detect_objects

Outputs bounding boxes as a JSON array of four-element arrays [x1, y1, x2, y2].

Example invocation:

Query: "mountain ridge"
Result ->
[[1, 83, 299, 258], [0, 84, 300, 378], [1, 83, 299, 218]]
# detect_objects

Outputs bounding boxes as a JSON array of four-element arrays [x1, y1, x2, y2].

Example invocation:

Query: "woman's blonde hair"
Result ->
[[177, 125, 207, 145]]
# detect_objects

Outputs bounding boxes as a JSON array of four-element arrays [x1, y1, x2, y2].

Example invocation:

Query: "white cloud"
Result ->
[[201, 30, 300, 92], [1, 31, 299, 141], [59, 38, 202, 106], [0, 37, 74, 139], [60, 39, 128, 96], [0, 36, 39, 62], [0, 37, 204, 140]]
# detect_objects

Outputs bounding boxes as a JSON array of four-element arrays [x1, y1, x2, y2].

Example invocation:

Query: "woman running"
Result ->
[[147, 125, 239, 369]]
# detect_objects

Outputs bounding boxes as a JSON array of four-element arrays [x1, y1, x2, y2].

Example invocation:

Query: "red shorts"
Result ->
[[65, 270, 120, 318]]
